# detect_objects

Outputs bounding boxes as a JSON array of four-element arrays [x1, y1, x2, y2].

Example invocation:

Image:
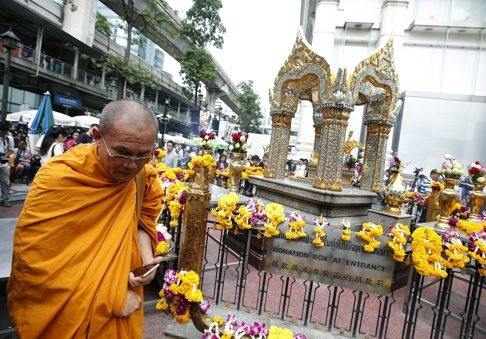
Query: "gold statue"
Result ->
[[342, 131, 363, 156], [309, 151, 319, 167]]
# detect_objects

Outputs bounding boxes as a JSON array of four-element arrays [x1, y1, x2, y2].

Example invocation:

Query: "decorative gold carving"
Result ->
[[342, 131, 363, 155], [270, 27, 332, 114], [349, 38, 400, 123]]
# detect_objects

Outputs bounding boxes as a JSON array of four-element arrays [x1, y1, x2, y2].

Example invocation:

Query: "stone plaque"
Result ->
[[264, 227, 395, 295]]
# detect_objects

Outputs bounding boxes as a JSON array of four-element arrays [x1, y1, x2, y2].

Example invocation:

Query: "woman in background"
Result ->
[[39, 126, 67, 165], [65, 130, 80, 150]]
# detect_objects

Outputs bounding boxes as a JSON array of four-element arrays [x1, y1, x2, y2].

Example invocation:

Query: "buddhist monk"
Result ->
[[7, 100, 164, 337]]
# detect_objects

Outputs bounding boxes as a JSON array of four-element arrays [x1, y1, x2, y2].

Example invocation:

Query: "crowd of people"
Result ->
[[0, 122, 96, 206]]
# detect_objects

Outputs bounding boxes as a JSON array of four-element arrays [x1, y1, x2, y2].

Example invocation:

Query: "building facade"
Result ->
[[294, 0, 485, 173]]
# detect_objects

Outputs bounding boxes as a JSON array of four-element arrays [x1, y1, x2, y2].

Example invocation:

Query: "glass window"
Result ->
[[451, 0, 486, 23], [154, 49, 164, 70]]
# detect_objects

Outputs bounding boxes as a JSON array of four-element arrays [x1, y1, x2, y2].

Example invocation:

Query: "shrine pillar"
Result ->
[[313, 103, 353, 191], [361, 119, 393, 192], [265, 113, 293, 179]]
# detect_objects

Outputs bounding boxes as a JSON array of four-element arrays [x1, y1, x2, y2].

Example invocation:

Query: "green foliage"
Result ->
[[93, 54, 160, 90], [179, 48, 217, 98], [95, 12, 112, 37], [235, 81, 263, 133], [180, 0, 226, 49]]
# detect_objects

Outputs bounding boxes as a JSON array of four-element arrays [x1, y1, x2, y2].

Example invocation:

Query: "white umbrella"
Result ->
[[73, 115, 100, 128], [6, 109, 76, 126], [170, 135, 191, 145]]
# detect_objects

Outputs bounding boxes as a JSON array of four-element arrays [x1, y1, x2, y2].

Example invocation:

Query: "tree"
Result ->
[[179, 0, 225, 104], [236, 81, 263, 133], [180, 0, 225, 49], [95, 12, 112, 37]]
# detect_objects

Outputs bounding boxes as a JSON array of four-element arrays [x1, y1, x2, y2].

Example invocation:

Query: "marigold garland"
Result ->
[[312, 215, 329, 248], [263, 203, 285, 237], [210, 192, 240, 230], [356, 222, 383, 252], [156, 269, 209, 324], [468, 231, 486, 276], [411, 227, 448, 278], [452, 219, 486, 235], [341, 218, 351, 241], [188, 154, 217, 172], [285, 211, 306, 240], [441, 229, 470, 268], [387, 223, 410, 262]]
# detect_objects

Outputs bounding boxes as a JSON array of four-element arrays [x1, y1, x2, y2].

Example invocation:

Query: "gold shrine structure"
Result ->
[[265, 28, 401, 192]]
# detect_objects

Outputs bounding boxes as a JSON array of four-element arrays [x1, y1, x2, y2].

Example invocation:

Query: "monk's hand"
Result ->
[[116, 290, 142, 317], [128, 257, 164, 287]]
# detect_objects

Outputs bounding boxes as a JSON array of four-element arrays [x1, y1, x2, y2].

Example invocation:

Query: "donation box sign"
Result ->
[[264, 228, 395, 295]]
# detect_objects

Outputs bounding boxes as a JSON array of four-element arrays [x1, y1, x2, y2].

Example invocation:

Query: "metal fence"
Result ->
[[158, 196, 485, 339]]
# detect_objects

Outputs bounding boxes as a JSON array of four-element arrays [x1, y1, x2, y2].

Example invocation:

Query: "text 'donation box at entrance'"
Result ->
[[264, 228, 395, 295]]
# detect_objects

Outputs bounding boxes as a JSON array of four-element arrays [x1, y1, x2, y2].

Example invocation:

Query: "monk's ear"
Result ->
[[92, 127, 102, 141]]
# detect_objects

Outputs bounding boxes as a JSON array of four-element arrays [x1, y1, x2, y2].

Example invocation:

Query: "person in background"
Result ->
[[294, 158, 306, 177], [8, 99, 163, 338], [65, 130, 80, 150], [459, 175, 474, 205], [417, 174, 431, 195], [11, 140, 31, 184], [216, 154, 229, 171], [77, 123, 98, 144], [162, 140, 178, 168], [259, 153, 268, 169], [243, 155, 260, 196], [0, 122, 14, 207], [38, 126, 67, 165]]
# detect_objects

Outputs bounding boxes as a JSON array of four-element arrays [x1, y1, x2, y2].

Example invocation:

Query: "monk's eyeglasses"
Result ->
[[99, 134, 152, 164]]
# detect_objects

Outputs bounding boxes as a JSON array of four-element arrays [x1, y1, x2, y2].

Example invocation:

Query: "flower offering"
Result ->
[[468, 161, 486, 184], [357, 222, 383, 252], [387, 155, 405, 173], [229, 131, 249, 153], [312, 215, 329, 248], [285, 211, 306, 240], [411, 227, 448, 278], [156, 269, 209, 324], [263, 203, 286, 237], [442, 229, 469, 268], [387, 223, 410, 262], [468, 231, 486, 276], [437, 154, 464, 179], [192, 130, 216, 150], [341, 218, 351, 241]]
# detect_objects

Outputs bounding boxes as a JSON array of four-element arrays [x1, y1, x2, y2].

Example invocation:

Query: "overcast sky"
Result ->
[[165, 0, 302, 113]]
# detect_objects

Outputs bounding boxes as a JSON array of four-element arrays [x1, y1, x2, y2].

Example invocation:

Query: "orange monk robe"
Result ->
[[7, 144, 163, 338]]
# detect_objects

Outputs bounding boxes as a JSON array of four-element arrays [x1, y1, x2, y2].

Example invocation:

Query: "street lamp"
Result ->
[[160, 98, 170, 145], [1, 29, 21, 123]]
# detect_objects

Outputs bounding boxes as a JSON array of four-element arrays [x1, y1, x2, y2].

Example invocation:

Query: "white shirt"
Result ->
[[0, 134, 14, 168], [40, 142, 64, 165]]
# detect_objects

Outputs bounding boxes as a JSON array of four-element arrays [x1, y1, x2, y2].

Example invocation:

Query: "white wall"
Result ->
[[397, 92, 486, 175]]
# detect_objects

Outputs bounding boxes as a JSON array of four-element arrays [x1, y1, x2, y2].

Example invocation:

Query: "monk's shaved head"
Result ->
[[99, 100, 158, 137]]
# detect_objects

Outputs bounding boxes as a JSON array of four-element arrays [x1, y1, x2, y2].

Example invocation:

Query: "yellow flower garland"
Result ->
[[469, 238, 486, 276], [263, 203, 285, 238], [210, 193, 239, 230], [312, 215, 328, 248], [455, 219, 486, 235], [155, 241, 170, 255], [387, 223, 410, 262], [411, 227, 448, 278], [341, 218, 351, 241], [285, 211, 306, 240], [356, 222, 383, 253]]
